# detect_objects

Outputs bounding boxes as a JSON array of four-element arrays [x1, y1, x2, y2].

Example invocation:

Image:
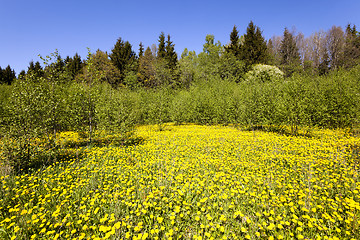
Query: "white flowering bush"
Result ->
[[245, 64, 284, 82]]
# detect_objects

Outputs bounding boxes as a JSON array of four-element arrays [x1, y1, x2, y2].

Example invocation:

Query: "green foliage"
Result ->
[[27, 61, 44, 79], [137, 47, 156, 87], [77, 50, 122, 87], [0, 50, 137, 173], [219, 51, 246, 82], [196, 35, 223, 80], [344, 24, 360, 68], [157, 32, 166, 59], [138, 42, 144, 58], [244, 64, 284, 83], [179, 48, 197, 87], [0, 65, 16, 85], [110, 38, 137, 86], [239, 21, 269, 69], [280, 28, 301, 77], [95, 84, 135, 134], [0, 84, 12, 135], [65, 53, 83, 79], [225, 25, 241, 57]]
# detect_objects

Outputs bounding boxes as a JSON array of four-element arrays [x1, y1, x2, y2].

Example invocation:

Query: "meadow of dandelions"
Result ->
[[0, 124, 359, 240]]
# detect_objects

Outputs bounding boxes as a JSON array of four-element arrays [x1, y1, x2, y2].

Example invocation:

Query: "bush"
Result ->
[[245, 64, 284, 82]]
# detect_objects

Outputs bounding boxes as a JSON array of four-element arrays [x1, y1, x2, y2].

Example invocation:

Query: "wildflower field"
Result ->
[[0, 124, 359, 240]]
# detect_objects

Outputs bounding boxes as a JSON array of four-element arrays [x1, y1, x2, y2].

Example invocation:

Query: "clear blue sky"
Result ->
[[1, 0, 359, 74]]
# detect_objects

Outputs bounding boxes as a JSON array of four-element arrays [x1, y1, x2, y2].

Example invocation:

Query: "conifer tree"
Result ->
[[27, 61, 44, 79], [0, 66, 3, 84], [54, 55, 65, 73], [240, 21, 268, 69], [165, 34, 179, 87], [110, 37, 136, 85], [27, 61, 35, 73], [318, 51, 330, 75], [139, 42, 144, 58], [165, 34, 178, 70], [157, 32, 166, 59], [2, 65, 16, 85], [66, 53, 83, 79], [137, 47, 156, 87], [18, 70, 26, 79], [225, 25, 241, 57], [279, 28, 301, 76], [35, 61, 44, 78], [267, 39, 277, 65], [343, 24, 360, 68]]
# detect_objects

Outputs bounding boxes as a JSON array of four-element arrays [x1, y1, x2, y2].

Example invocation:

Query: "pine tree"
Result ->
[[240, 21, 268, 69], [157, 32, 166, 59], [110, 37, 136, 85], [225, 25, 241, 57], [279, 28, 301, 76]]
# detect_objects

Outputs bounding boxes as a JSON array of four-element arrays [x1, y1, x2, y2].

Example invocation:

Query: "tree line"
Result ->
[[1, 22, 360, 88]]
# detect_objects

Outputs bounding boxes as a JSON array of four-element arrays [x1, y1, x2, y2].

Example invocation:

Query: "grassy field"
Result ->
[[0, 124, 359, 240]]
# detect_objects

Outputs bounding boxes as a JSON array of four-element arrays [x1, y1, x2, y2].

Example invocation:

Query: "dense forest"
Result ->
[[0, 21, 360, 171]]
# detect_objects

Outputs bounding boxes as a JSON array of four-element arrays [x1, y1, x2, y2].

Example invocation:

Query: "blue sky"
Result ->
[[1, 0, 359, 74]]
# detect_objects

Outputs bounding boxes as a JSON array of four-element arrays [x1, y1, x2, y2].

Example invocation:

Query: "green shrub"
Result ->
[[245, 64, 284, 82]]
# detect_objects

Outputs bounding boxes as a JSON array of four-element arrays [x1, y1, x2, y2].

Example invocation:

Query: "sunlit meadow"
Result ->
[[0, 124, 359, 239]]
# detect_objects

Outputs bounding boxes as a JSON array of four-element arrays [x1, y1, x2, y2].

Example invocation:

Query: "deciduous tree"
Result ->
[[326, 26, 345, 69]]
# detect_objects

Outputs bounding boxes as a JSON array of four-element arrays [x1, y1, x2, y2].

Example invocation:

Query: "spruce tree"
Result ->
[[34, 61, 44, 78], [18, 70, 26, 79], [66, 53, 83, 79], [225, 25, 241, 57], [137, 47, 156, 87], [267, 39, 277, 65], [165, 34, 178, 69], [27, 61, 44, 79], [157, 32, 166, 59], [27, 61, 35, 73], [0, 66, 3, 84], [110, 37, 136, 85], [240, 21, 268, 69], [318, 52, 330, 75], [344, 24, 360, 68], [165, 34, 179, 87], [139, 42, 144, 58], [3, 65, 16, 85], [279, 28, 301, 76]]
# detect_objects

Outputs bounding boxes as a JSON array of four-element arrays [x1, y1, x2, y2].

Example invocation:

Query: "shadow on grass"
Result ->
[[1, 134, 145, 176], [242, 125, 314, 138]]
